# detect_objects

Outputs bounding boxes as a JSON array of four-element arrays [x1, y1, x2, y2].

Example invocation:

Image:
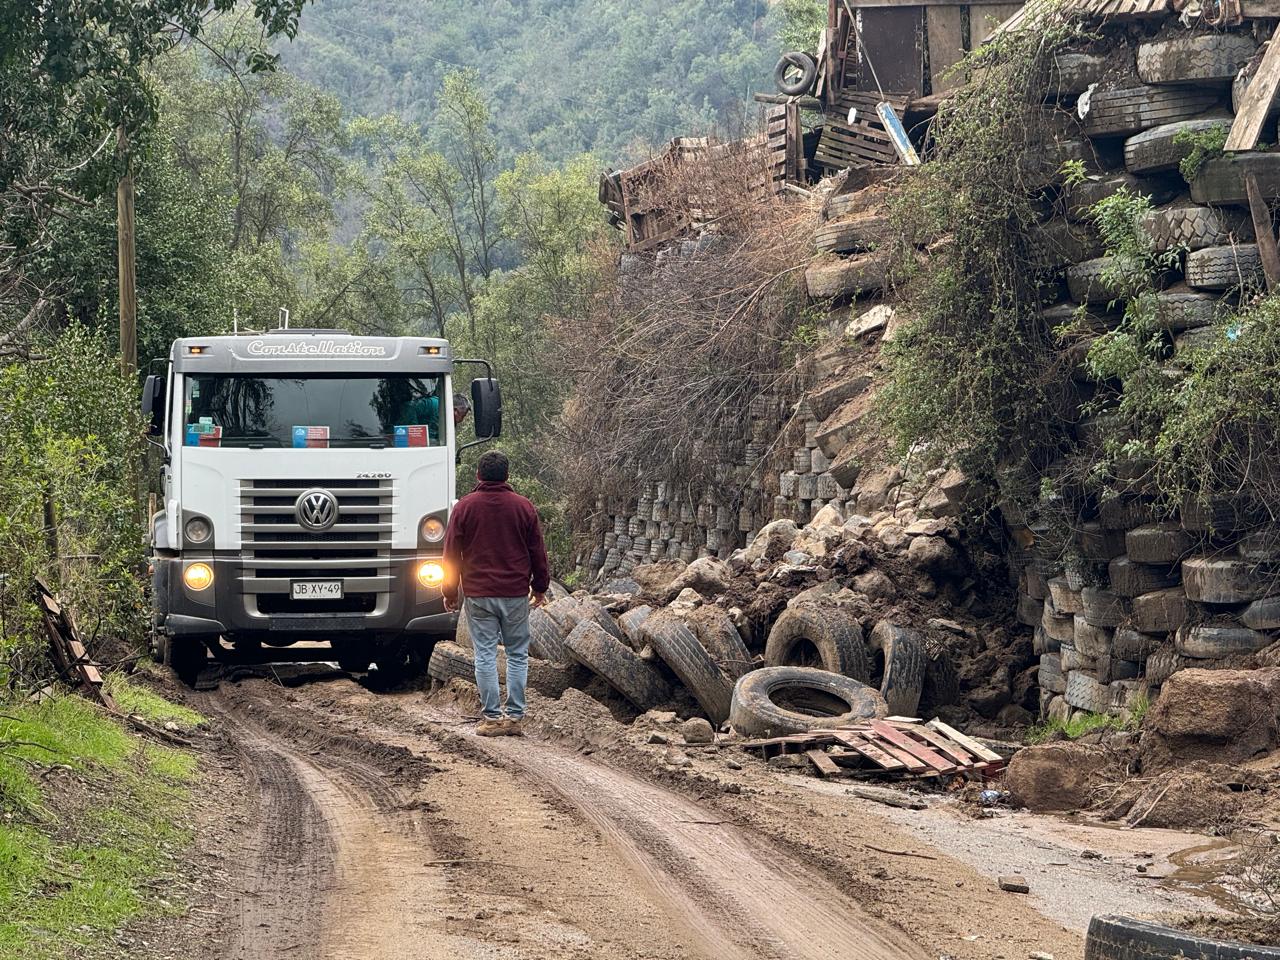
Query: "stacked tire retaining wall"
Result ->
[[1002, 25, 1280, 721]]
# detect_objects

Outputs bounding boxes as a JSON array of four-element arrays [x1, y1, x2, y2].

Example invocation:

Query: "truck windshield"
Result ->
[[182, 374, 447, 448]]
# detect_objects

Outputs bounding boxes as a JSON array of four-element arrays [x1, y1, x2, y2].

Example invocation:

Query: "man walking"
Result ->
[[442, 451, 550, 736]]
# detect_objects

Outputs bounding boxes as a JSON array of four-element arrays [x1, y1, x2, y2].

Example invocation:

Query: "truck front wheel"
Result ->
[[167, 635, 211, 687]]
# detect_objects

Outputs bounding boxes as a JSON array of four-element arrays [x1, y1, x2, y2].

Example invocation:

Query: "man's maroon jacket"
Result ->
[[442, 480, 551, 602]]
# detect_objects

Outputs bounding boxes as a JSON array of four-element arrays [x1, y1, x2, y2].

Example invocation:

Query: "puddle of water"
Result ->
[[1164, 839, 1248, 914]]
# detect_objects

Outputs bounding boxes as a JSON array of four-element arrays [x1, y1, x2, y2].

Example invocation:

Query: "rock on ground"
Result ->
[[667, 557, 732, 598], [1004, 742, 1113, 811], [681, 717, 715, 744]]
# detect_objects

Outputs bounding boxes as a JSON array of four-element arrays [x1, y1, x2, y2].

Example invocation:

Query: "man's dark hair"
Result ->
[[476, 450, 509, 482]]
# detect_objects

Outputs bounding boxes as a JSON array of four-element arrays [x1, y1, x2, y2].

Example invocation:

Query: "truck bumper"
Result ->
[[154, 554, 457, 643]]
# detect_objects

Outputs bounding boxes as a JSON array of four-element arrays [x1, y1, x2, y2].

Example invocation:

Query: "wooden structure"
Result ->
[[742, 717, 1003, 780], [600, 134, 776, 252], [33, 577, 117, 711]]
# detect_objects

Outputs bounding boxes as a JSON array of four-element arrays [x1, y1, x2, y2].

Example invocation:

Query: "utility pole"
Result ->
[[117, 126, 137, 376]]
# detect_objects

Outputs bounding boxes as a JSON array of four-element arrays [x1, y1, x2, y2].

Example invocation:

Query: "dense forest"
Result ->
[[282, 0, 783, 165]]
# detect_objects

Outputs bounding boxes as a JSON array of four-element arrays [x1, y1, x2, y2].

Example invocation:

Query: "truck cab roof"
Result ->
[[169, 332, 453, 374]]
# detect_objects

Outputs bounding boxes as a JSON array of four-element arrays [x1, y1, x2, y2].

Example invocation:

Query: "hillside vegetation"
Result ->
[[282, 0, 782, 164]]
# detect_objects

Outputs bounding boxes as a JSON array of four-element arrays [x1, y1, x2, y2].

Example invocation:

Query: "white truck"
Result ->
[[140, 328, 502, 684]]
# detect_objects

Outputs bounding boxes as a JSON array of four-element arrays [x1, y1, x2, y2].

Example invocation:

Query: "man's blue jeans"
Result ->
[[463, 596, 530, 720]]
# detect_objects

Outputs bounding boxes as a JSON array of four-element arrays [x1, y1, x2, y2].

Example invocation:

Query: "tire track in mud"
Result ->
[[200, 686, 467, 960], [400, 700, 932, 960]]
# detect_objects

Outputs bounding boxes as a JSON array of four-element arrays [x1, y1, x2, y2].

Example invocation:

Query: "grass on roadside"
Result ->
[[0, 681, 200, 960]]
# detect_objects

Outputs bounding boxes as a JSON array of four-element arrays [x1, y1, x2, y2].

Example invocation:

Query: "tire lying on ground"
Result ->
[[729, 666, 887, 738], [764, 602, 870, 682], [563, 620, 672, 710], [866, 621, 926, 716], [1066, 257, 1125, 305], [643, 612, 735, 725], [1155, 283, 1231, 331], [1064, 670, 1111, 713], [574, 598, 629, 646], [528, 607, 572, 663], [427, 641, 573, 698], [804, 252, 889, 299], [1049, 51, 1109, 97], [813, 211, 892, 254], [686, 606, 753, 681], [1085, 914, 1280, 960], [617, 604, 655, 649]]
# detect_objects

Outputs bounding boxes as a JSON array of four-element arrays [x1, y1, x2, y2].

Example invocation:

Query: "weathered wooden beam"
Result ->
[[1245, 172, 1280, 292], [1226, 23, 1280, 152]]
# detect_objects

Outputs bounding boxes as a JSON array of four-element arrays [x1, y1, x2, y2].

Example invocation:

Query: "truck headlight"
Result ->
[[420, 517, 445, 543], [185, 516, 212, 544], [183, 562, 214, 591], [417, 561, 445, 587]]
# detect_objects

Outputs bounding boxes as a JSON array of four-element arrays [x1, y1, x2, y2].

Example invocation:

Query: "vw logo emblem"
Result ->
[[295, 489, 338, 532]]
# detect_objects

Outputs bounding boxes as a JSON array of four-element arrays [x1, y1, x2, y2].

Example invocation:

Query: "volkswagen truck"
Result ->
[[141, 328, 501, 684]]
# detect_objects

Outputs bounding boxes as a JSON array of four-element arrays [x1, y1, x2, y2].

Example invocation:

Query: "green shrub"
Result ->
[[0, 328, 146, 689]]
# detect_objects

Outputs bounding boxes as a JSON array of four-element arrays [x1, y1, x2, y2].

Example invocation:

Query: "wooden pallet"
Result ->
[[815, 92, 910, 171], [741, 717, 1002, 780], [33, 577, 117, 711]]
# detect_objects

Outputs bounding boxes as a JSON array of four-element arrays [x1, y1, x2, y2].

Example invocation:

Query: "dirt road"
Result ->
[[151, 672, 1224, 960]]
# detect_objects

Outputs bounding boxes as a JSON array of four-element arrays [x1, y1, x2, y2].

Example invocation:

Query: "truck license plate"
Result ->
[[291, 580, 343, 600]]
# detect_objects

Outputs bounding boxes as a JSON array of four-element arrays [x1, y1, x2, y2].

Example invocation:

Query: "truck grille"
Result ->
[[239, 478, 394, 614]]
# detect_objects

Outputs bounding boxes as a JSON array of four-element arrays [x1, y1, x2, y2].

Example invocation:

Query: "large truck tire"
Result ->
[[764, 602, 871, 682], [1184, 244, 1262, 291], [729, 666, 887, 738], [1107, 556, 1180, 597], [867, 621, 926, 716], [428, 641, 573, 698], [528, 607, 572, 663], [1064, 670, 1110, 713], [687, 607, 753, 681], [1080, 84, 1218, 137], [1136, 33, 1257, 84], [563, 621, 672, 710], [1155, 284, 1230, 332], [1085, 915, 1280, 960], [1049, 52, 1110, 97], [1137, 201, 1251, 252], [167, 635, 210, 688], [1182, 556, 1269, 603], [1175, 622, 1270, 658], [919, 652, 960, 712], [643, 612, 735, 724], [618, 604, 655, 648], [1124, 117, 1233, 175]]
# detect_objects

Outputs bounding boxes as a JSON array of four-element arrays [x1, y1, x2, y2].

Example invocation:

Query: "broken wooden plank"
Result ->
[[846, 784, 927, 810], [1245, 171, 1280, 292], [926, 718, 1003, 763], [832, 731, 908, 770], [887, 720, 981, 767], [870, 721, 958, 773], [1226, 22, 1280, 152], [806, 749, 844, 777]]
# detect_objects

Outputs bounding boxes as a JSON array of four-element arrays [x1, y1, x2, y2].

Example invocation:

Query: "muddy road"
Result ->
[[159, 673, 1221, 960]]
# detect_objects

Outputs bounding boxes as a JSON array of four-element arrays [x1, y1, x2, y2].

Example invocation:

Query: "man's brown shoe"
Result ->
[[476, 718, 504, 737], [500, 717, 525, 737]]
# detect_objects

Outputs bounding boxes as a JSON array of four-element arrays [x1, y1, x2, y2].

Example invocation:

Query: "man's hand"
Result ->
[[444, 595, 458, 613], [531, 592, 547, 608]]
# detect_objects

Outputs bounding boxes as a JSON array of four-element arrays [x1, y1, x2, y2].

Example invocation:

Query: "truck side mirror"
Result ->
[[470, 378, 502, 439], [141, 375, 166, 436]]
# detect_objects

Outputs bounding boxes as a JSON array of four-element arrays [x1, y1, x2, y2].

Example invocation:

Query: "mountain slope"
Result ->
[[283, 0, 778, 164]]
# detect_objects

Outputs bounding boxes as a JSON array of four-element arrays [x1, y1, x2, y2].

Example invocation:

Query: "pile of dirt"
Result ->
[[1143, 668, 1280, 769], [1003, 741, 1120, 812]]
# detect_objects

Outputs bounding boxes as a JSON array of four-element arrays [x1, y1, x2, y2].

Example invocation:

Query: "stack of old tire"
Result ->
[[1011, 24, 1280, 723], [805, 172, 894, 302], [428, 577, 951, 738], [591, 405, 786, 579]]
